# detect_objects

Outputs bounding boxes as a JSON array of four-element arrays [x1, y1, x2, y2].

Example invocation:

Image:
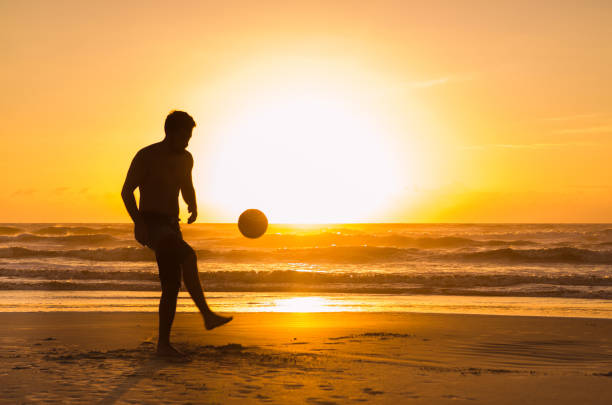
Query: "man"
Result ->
[[121, 110, 232, 357]]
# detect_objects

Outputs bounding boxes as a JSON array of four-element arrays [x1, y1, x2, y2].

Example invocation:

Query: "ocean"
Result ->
[[1, 223, 611, 318]]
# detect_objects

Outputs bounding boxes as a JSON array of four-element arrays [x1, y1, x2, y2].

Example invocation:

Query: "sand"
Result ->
[[1, 312, 611, 404]]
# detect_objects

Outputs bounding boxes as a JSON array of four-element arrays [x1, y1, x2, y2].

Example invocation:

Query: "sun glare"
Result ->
[[194, 60, 407, 223], [272, 296, 339, 312]]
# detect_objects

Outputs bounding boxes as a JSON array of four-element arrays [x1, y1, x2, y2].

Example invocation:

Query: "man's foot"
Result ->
[[156, 343, 186, 358], [204, 312, 233, 330]]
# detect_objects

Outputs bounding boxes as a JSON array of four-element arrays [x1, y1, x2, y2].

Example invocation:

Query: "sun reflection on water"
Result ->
[[271, 296, 340, 312]]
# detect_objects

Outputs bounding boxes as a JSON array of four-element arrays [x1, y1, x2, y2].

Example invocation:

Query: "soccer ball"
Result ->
[[238, 209, 268, 239]]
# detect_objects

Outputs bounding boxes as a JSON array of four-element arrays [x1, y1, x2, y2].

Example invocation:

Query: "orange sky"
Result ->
[[2, 1, 611, 222]]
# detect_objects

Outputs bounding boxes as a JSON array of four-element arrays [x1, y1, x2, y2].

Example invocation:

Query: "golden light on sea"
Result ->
[[271, 296, 339, 313]]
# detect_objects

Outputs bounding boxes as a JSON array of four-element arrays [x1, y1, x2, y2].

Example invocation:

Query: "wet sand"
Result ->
[[1, 312, 611, 404]]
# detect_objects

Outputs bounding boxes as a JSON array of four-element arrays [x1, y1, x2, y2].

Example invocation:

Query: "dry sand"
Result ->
[[1, 312, 611, 404]]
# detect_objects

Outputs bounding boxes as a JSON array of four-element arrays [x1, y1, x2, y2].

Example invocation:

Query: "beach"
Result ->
[[1, 311, 611, 404], [1, 223, 612, 403]]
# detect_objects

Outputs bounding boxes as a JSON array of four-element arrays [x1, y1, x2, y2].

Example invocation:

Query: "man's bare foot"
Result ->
[[156, 343, 186, 358], [204, 312, 233, 330]]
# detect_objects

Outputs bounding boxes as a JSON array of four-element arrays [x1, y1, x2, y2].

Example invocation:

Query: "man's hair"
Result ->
[[164, 110, 196, 136]]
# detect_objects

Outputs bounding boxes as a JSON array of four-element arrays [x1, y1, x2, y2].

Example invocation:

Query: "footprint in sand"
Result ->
[[442, 394, 476, 401], [283, 383, 304, 389], [306, 397, 338, 405], [255, 393, 273, 402], [362, 387, 384, 395], [235, 382, 262, 394]]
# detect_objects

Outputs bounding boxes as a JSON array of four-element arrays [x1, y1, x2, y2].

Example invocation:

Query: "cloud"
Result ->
[[410, 77, 451, 88], [565, 184, 612, 190], [460, 142, 595, 150], [11, 188, 37, 196], [409, 74, 473, 89], [553, 126, 612, 135], [53, 187, 70, 195], [542, 113, 604, 122]]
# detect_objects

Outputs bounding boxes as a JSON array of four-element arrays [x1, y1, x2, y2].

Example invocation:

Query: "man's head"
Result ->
[[164, 110, 196, 151]]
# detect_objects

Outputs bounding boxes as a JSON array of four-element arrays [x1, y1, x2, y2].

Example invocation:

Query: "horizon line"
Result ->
[[2, 221, 612, 225]]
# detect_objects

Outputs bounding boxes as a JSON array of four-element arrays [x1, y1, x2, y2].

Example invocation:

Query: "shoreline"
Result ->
[[2, 290, 611, 319], [2, 309, 612, 321]]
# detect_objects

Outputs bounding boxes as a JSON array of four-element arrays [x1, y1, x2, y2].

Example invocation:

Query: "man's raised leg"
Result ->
[[179, 241, 232, 330]]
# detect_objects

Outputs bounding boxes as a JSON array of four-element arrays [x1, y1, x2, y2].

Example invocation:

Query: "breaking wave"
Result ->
[[0, 226, 23, 235], [443, 247, 612, 265], [2, 223, 612, 301], [222, 234, 538, 249], [0, 233, 120, 245], [32, 226, 127, 236], [2, 246, 612, 265], [0, 247, 156, 261], [0, 267, 610, 298], [1, 267, 609, 286]]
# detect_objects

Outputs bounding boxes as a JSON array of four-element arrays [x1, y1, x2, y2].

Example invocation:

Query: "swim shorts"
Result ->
[[140, 211, 194, 290], [140, 211, 183, 251]]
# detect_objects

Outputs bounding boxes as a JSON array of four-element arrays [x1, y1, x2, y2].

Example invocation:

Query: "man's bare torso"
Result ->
[[133, 142, 192, 217]]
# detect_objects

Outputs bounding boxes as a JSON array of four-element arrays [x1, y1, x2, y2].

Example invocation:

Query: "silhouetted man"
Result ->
[[121, 110, 232, 357]]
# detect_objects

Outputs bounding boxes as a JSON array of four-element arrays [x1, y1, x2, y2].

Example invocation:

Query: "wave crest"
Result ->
[[32, 226, 128, 236], [2, 245, 612, 265], [0, 233, 120, 245], [445, 247, 612, 264], [0, 268, 610, 298], [0, 226, 22, 235]]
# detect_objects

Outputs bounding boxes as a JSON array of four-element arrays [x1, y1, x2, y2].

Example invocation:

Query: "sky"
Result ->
[[2, 0, 611, 223]]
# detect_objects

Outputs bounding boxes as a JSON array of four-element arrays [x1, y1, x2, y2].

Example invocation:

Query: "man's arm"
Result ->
[[121, 151, 148, 245], [121, 151, 145, 222], [181, 152, 198, 224]]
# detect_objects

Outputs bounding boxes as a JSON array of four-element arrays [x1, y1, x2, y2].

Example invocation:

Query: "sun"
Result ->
[[192, 58, 409, 223]]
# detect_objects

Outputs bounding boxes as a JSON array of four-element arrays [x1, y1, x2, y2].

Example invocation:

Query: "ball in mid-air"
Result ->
[[238, 209, 268, 239]]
